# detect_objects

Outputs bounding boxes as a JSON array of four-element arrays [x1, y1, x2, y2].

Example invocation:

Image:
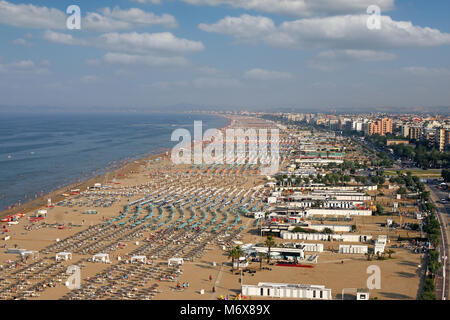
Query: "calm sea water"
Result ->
[[0, 112, 228, 211]]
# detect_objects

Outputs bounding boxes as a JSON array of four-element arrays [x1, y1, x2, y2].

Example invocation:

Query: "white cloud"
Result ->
[[307, 49, 395, 72], [43, 31, 204, 55], [317, 49, 396, 61], [183, 0, 395, 17], [0, 58, 50, 75], [9, 60, 34, 69], [403, 66, 450, 77], [97, 32, 205, 54], [132, 0, 162, 4], [83, 12, 132, 32], [43, 30, 87, 46], [198, 66, 226, 75], [193, 77, 242, 88], [12, 38, 32, 46], [102, 52, 190, 67], [81, 75, 101, 84], [244, 68, 293, 80], [0, 0, 65, 29], [200, 14, 450, 50], [0, 1, 176, 32], [199, 14, 275, 40], [99, 7, 177, 28], [147, 80, 189, 90]]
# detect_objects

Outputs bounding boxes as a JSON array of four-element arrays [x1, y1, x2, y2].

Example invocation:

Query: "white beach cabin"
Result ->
[[131, 255, 147, 264], [92, 253, 110, 263], [242, 282, 332, 300], [56, 252, 72, 261], [21, 250, 39, 260], [168, 257, 184, 266]]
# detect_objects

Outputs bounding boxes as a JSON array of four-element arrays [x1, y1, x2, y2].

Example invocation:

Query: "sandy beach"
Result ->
[[0, 115, 424, 300]]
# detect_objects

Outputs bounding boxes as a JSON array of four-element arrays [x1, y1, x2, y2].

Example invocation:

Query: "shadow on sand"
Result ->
[[396, 271, 417, 278], [379, 292, 411, 299]]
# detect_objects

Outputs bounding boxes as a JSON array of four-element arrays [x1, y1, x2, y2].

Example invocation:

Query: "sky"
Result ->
[[0, 0, 449, 112]]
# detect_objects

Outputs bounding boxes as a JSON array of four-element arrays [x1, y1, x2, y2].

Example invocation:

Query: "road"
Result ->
[[427, 183, 449, 300]]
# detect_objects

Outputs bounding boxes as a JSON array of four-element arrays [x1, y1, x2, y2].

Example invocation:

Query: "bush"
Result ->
[[292, 227, 317, 233], [422, 291, 437, 300]]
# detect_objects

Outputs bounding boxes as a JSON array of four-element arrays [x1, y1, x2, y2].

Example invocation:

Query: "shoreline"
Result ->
[[0, 113, 232, 219]]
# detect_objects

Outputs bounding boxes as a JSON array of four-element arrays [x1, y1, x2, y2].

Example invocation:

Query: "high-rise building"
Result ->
[[401, 124, 409, 138], [408, 126, 422, 141], [436, 127, 450, 152], [367, 118, 393, 136]]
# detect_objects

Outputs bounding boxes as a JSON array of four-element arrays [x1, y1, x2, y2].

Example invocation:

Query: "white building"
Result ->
[[92, 253, 110, 263], [242, 282, 332, 300], [339, 245, 368, 254], [56, 252, 72, 261], [305, 208, 372, 217], [281, 231, 372, 243], [307, 224, 352, 233]]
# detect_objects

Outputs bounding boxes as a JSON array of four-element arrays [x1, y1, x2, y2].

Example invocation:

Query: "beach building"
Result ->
[[357, 289, 370, 300], [280, 231, 372, 243], [242, 282, 332, 300], [295, 159, 344, 166], [168, 257, 184, 266], [92, 253, 110, 263], [307, 224, 352, 232], [56, 252, 72, 261], [305, 208, 372, 217], [374, 235, 387, 254], [131, 255, 147, 264], [339, 245, 368, 254]]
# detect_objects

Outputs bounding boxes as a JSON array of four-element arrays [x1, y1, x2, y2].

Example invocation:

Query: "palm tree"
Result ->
[[264, 235, 276, 264], [235, 246, 244, 261], [228, 248, 237, 270], [257, 252, 266, 270], [229, 246, 244, 270]]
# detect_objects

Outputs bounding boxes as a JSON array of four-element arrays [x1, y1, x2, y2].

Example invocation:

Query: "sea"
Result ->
[[0, 112, 228, 211]]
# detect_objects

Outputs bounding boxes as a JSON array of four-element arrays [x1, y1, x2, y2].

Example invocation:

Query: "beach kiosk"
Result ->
[[21, 250, 39, 260], [168, 257, 184, 266], [233, 257, 249, 269], [92, 253, 110, 263], [356, 289, 370, 300], [131, 255, 147, 264], [36, 209, 47, 218], [56, 252, 72, 261]]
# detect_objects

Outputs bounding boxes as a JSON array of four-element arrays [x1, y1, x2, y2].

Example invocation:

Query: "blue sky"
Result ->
[[0, 0, 449, 111]]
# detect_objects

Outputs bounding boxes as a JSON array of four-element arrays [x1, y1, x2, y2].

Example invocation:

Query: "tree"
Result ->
[[228, 246, 244, 270], [257, 252, 266, 270], [386, 249, 395, 259], [442, 169, 450, 182], [376, 203, 385, 215], [397, 187, 407, 194], [323, 227, 334, 234], [228, 248, 237, 270], [429, 233, 441, 248], [422, 291, 437, 300], [421, 191, 430, 201], [264, 235, 276, 264]]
